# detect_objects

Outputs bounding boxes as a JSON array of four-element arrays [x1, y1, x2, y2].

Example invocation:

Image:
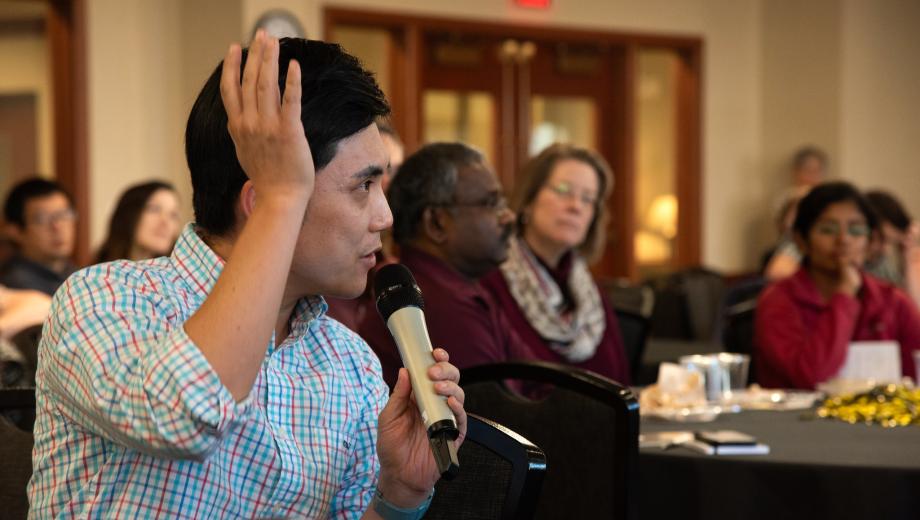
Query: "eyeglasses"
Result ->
[[814, 221, 870, 238], [438, 194, 510, 216], [27, 209, 77, 227], [544, 181, 598, 207]]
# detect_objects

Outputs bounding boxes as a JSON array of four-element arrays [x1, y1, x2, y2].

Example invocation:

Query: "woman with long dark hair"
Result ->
[[95, 181, 181, 263]]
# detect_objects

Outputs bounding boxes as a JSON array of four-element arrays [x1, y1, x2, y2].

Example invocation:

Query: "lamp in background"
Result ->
[[635, 193, 678, 264]]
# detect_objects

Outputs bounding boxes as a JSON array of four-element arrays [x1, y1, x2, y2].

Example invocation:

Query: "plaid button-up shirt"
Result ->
[[28, 224, 388, 519]]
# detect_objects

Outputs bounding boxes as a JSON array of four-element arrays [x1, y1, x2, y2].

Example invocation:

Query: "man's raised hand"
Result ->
[[220, 30, 314, 202]]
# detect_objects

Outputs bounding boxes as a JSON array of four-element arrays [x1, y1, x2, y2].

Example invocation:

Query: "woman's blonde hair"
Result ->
[[511, 143, 614, 263]]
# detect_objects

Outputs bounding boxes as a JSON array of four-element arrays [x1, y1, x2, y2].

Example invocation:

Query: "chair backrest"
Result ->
[[460, 361, 640, 520], [427, 414, 546, 520], [613, 308, 650, 382], [604, 280, 655, 318], [2, 324, 42, 390], [647, 267, 726, 341], [0, 387, 36, 520]]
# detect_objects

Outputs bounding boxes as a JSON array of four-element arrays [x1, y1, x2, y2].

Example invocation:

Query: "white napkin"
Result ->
[[836, 340, 901, 383]]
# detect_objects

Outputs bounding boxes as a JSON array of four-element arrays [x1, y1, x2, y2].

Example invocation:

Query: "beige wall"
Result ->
[[86, 0, 240, 248], [81, 0, 919, 271], [0, 30, 53, 178], [839, 0, 920, 223]]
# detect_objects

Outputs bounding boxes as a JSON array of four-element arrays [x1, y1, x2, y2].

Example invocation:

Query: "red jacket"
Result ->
[[755, 268, 920, 389]]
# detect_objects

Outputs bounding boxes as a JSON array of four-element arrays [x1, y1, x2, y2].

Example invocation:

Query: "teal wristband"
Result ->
[[371, 487, 434, 520]]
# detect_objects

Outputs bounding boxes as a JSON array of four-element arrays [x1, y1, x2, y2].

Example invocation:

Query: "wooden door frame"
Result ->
[[48, 0, 89, 264], [324, 8, 702, 281]]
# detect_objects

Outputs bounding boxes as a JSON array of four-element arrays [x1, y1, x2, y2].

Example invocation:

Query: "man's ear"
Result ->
[[421, 207, 450, 245], [239, 180, 257, 221], [3, 222, 23, 244]]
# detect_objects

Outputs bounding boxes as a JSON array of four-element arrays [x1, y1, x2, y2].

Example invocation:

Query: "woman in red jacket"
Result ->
[[755, 181, 920, 389]]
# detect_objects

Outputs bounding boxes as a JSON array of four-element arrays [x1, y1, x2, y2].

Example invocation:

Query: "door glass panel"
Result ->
[[423, 90, 495, 164], [530, 96, 596, 156], [330, 26, 393, 102], [634, 49, 678, 278]]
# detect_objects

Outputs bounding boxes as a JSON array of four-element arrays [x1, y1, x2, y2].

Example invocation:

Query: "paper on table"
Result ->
[[836, 341, 901, 383]]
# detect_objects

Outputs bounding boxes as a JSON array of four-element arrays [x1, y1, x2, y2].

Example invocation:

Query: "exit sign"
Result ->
[[515, 0, 551, 9]]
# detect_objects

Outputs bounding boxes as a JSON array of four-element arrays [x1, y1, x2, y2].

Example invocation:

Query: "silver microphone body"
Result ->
[[385, 306, 457, 433]]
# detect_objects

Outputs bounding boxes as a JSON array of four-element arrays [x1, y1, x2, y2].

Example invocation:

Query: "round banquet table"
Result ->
[[639, 407, 920, 520]]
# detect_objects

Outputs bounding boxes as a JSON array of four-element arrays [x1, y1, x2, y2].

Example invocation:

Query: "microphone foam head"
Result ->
[[375, 263, 425, 322]]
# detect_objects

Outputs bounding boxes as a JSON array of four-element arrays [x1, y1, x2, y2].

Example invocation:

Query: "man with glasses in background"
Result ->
[[1, 178, 76, 296], [359, 142, 531, 387]]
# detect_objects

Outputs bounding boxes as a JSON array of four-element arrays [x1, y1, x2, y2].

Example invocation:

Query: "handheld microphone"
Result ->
[[375, 264, 460, 480]]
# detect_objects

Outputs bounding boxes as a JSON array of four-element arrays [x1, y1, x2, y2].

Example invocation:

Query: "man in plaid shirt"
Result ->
[[28, 33, 467, 519]]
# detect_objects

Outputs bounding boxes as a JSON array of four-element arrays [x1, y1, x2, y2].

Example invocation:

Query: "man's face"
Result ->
[[13, 192, 76, 267], [442, 162, 515, 279], [287, 124, 392, 298]]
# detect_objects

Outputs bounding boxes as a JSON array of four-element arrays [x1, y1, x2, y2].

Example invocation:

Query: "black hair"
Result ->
[[95, 181, 176, 263], [793, 181, 878, 239], [3, 177, 72, 227], [387, 142, 483, 245], [185, 38, 390, 236], [865, 190, 912, 232]]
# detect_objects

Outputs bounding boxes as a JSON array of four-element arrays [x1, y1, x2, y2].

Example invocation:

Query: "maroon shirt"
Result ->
[[755, 267, 920, 389], [480, 253, 631, 385], [357, 246, 531, 387]]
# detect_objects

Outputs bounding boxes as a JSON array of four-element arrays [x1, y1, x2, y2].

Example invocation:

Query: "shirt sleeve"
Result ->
[[755, 285, 860, 389], [38, 265, 249, 460], [328, 351, 389, 518]]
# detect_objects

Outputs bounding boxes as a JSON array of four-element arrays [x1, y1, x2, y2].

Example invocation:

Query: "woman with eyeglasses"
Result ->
[[481, 143, 630, 384], [755, 181, 920, 390]]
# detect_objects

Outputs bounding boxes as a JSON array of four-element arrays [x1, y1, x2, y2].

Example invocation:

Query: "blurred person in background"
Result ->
[[762, 146, 830, 281], [0, 285, 50, 342], [755, 182, 920, 390], [482, 143, 630, 384], [358, 142, 528, 387], [865, 189, 920, 308], [762, 192, 804, 280], [95, 181, 182, 263], [789, 146, 828, 194], [0, 178, 76, 296]]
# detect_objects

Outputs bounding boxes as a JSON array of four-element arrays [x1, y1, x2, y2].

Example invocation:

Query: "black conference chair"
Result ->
[[460, 361, 639, 520], [0, 387, 37, 520], [427, 414, 546, 520], [613, 308, 650, 383]]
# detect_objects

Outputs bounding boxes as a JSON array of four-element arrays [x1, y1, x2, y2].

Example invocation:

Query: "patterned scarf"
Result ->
[[499, 236, 605, 362]]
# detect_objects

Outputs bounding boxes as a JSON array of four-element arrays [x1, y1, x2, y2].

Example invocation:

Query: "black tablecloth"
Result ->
[[640, 409, 920, 520]]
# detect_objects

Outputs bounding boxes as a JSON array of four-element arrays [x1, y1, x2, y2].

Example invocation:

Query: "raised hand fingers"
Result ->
[[282, 59, 302, 128], [220, 43, 242, 119], [258, 36, 280, 117], [241, 30, 265, 119]]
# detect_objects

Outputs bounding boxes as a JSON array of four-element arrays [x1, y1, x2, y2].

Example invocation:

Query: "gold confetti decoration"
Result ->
[[816, 384, 920, 427]]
